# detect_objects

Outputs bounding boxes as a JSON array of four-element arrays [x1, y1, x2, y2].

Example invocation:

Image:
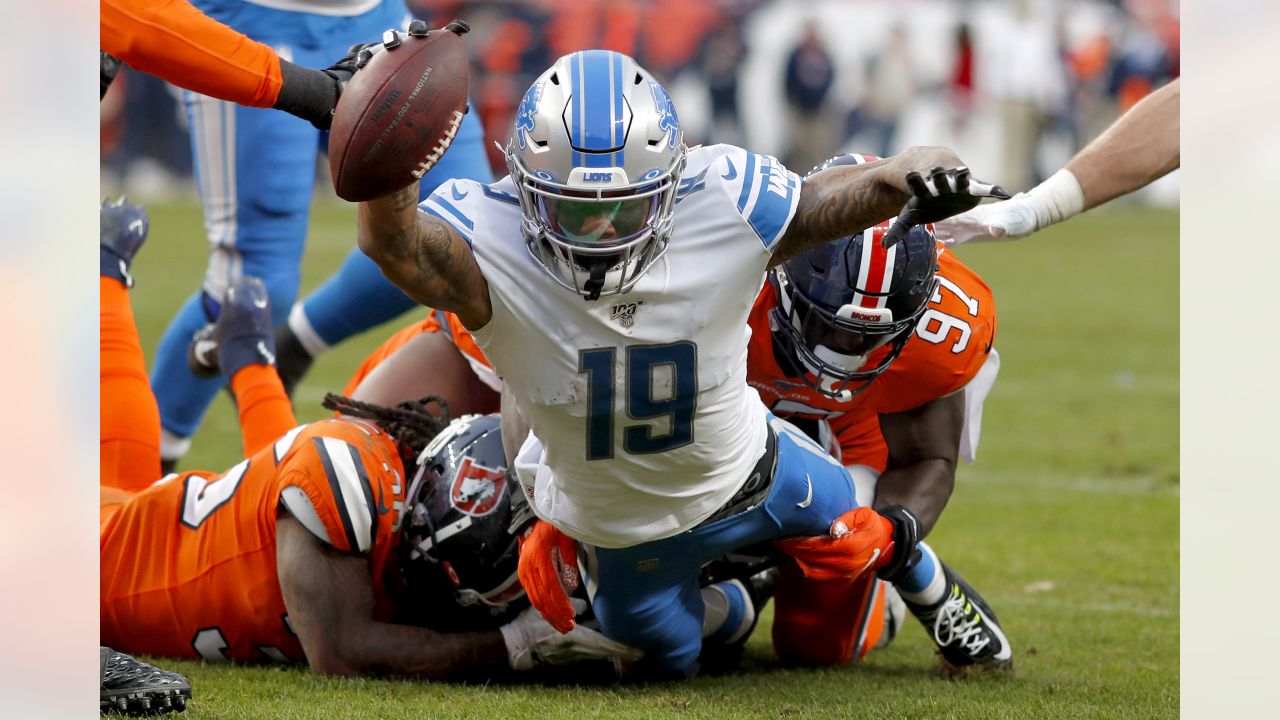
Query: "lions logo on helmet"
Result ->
[[449, 456, 506, 517], [514, 83, 542, 150], [504, 50, 687, 301]]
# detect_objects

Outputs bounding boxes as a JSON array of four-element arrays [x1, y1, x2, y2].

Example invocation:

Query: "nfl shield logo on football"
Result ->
[[449, 457, 507, 517]]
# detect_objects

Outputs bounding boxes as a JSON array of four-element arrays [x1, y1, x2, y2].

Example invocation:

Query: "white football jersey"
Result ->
[[421, 144, 802, 548]]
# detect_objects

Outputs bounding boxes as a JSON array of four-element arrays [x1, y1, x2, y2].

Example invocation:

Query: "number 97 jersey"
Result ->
[[747, 244, 998, 467]]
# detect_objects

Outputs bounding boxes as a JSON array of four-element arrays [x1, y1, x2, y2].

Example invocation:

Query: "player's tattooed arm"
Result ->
[[357, 183, 493, 329], [276, 512, 510, 680], [874, 391, 965, 536], [771, 147, 983, 267]]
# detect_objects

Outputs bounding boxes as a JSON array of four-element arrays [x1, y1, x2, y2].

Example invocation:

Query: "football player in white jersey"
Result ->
[[354, 49, 1006, 677]]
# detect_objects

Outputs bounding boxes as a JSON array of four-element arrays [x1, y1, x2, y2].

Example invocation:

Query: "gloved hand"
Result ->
[[516, 520, 580, 633], [272, 20, 434, 130], [775, 506, 895, 581], [933, 169, 1085, 245], [881, 165, 1010, 248], [499, 600, 642, 671]]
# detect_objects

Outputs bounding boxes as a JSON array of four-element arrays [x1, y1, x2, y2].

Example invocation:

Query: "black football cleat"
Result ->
[[100, 646, 191, 716], [100, 198, 149, 286], [904, 562, 1013, 676]]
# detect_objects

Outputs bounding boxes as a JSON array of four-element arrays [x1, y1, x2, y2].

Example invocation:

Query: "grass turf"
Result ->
[[122, 200, 1178, 719]]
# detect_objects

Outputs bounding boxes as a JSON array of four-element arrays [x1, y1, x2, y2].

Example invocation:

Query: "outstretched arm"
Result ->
[[277, 513, 639, 678], [936, 78, 1179, 244], [357, 182, 492, 329], [277, 513, 509, 679], [1068, 77, 1180, 210], [772, 147, 1001, 265]]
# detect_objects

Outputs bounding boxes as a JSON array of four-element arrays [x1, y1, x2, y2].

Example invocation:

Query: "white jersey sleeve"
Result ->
[[703, 145, 803, 253], [419, 177, 509, 247]]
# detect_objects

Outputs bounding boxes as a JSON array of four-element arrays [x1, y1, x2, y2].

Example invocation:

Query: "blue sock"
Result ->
[[297, 249, 418, 348], [895, 541, 947, 608]]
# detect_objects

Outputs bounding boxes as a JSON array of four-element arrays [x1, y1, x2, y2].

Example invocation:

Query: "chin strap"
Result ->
[[582, 262, 607, 301]]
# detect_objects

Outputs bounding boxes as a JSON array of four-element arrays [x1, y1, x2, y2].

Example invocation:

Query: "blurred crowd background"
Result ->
[[100, 0, 1179, 203]]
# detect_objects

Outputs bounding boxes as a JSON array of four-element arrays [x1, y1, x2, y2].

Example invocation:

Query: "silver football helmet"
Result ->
[[505, 50, 686, 300]]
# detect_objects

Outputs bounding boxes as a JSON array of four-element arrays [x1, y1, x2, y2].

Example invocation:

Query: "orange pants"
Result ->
[[772, 558, 890, 666], [99, 277, 296, 493]]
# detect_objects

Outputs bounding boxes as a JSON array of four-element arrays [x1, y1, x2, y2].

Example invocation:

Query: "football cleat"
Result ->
[[186, 323, 220, 379], [185, 277, 276, 380], [905, 563, 1012, 675], [100, 646, 191, 716], [100, 198, 149, 286]]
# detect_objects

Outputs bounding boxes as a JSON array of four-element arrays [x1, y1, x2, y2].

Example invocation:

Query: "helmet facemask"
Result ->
[[770, 265, 939, 401], [504, 50, 686, 301]]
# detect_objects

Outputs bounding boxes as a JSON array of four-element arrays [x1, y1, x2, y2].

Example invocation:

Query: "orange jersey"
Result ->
[[101, 0, 282, 107], [100, 418, 407, 663], [343, 310, 500, 395], [747, 246, 997, 469]]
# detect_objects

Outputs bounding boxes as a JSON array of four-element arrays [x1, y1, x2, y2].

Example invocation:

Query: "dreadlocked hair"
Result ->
[[321, 393, 451, 466]]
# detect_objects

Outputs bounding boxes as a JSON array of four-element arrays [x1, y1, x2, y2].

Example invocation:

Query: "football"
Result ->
[[328, 21, 471, 202]]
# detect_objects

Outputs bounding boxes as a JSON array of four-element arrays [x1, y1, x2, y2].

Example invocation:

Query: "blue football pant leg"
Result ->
[[584, 544, 706, 679], [153, 95, 316, 442], [583, 418, 860, 677], [297, 110, 492, 347]]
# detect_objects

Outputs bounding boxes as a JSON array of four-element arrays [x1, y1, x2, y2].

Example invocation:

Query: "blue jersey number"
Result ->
[[579, 342, 698, 460]]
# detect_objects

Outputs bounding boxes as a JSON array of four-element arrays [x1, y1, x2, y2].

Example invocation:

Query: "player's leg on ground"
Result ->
[[277, 110, 492, 392], [897, 543, 1013, 673], [772, 562, 895, 666], [101, 646, 191, 716], [584, 418, 860, 677], [152, 91, 317, 466], [101, 200, 162, 492]]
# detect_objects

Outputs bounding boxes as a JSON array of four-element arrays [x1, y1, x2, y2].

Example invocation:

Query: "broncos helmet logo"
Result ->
[[649, 82, 679, 149], [514, 82, 543, 150], [449, 457, 507, 517]]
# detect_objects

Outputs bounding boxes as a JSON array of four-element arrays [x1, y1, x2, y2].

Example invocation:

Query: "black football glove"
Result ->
[[881, 166, 1010, 248], [874, 504, 923, 584]]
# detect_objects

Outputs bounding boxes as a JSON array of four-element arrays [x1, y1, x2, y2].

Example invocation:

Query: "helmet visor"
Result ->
[[536, 194, 658, 248]]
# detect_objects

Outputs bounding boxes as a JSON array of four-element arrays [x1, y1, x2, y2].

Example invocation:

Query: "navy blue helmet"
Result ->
[[770, 154, 939, 400], [399, 414, 532, 622]]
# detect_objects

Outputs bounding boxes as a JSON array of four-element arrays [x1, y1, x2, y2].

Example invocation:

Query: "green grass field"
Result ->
[[124, 200, 1178, 719]]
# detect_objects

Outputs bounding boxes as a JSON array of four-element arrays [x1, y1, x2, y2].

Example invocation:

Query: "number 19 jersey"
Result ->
[[424, 144, 802, 548]]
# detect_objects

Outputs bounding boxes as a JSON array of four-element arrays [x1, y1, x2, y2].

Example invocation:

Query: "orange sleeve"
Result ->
[[230, 364, 298, 457], [101, 0, 282, 107]]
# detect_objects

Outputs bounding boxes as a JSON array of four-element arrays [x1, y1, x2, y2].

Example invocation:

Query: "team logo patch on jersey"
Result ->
[[610, 300, 643, 327], [449, 457, 507, 517]]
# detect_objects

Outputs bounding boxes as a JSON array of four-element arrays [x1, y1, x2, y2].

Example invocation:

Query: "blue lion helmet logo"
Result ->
[[515, 82, 543, 150], [649, 82, 679, 149]]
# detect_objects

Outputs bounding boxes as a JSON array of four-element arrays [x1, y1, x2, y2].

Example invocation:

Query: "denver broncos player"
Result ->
[[353, 48, 1006, 677], [747, 155, 1011, 673], [99, 201, 638, 679]]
